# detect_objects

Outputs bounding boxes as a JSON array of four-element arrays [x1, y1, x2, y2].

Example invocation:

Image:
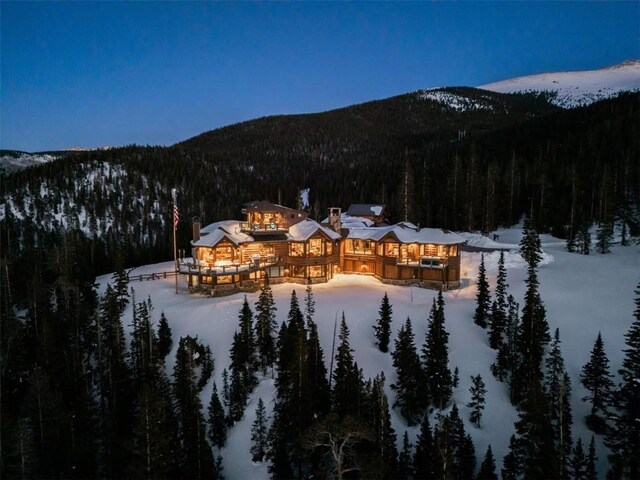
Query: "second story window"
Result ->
[[289, 242, 305, 257], [308, 238, 323, 256]]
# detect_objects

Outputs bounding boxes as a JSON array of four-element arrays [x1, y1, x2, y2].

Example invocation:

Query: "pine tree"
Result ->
[[501, 435, 521, 480], [370, 373, 398, 478], [413, 414, 435, 479], [586, 435, 597, 480], [228, 298, 259, 421], [250, 398, 268, 462], [391, 317, 425, 425], [511, 374, 556, 480], [519, 215, 543, 268], [595, 221, 613, 254], [397, 431, 413, 480], [606, 282, 640, 480], [579, 223, 592, 255], [473, 254, 491, 329], [96, 283, 135, 478], [467, 374, 487, 428], [514, 262, 550, 404], [450, 404, 476, 480], [545, 328, 573, 477], [208, 383, 227, 448], [304, 279, 315, 327], [570, 438, 587, 480], [452, 366, 460, 389], [432, 405, 475, 480], [156, 312, 173, 360], [477, 445, 498, 480], [493, 295, 520, 393], [495, 250, 509, 311], [128, 376, 179, 479], [332, 314, 362, 418], [489, 248, 508, 352], [172, 336, 218, 479], [267, 412, 294, 479], [580, 332, 614, 432], [305, 306, 330, 417], [221, 368, 230, 410], [422, 293, 452, 410], [255, 274, 277, 375], [373, 293, 393, 353]]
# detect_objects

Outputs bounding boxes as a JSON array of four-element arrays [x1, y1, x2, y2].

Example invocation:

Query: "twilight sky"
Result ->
[[1, 1, 639, 152]]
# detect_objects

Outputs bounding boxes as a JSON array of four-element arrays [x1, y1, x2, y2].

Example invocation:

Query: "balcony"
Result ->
[[397, 256, 448, 269], [179, 254, 279, 276], [239, 222, 289, 235]]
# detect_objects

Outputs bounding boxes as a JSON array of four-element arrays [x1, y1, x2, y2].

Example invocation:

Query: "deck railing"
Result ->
[[179, 255, 279, 277], [239, 222, 289, 234], [396, 257, 448, 269]]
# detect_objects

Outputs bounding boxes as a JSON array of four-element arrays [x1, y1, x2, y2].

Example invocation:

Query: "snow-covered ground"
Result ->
[[479, 60, 640, 108], [98, 228, 640, 479]]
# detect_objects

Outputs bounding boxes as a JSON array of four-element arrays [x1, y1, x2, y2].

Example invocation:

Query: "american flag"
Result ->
[[173, 204, 179, 229]]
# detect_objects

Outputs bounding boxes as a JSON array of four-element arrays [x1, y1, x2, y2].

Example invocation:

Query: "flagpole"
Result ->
[[172, 188, 178, 294]]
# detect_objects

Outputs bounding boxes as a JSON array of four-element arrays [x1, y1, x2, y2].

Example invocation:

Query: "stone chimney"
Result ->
[[192, 217, 201, 242], [328, 207, 342, 233]]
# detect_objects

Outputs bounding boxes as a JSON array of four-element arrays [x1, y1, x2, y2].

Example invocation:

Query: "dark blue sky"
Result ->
[[2, 1, 638, 152]]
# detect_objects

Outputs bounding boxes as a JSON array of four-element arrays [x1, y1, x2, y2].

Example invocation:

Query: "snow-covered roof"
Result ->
[[287, 219, 341, 242], [193, 218, 340, 247], [346, 204, 386, 217], [347, 223, 465, 245], [321, 212, 375, 228], [193, 220, 252, 247]]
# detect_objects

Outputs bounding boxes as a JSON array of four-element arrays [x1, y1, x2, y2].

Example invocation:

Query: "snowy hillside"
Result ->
[[416, 89, 497, 112], [0, 151, 60, 172], [0, 160, 168, 245], [98, 227, 640, 479], [480, 60, 640, 108]]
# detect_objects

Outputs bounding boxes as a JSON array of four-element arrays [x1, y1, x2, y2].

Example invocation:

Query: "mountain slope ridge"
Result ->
[[480, 60, 640, 108]]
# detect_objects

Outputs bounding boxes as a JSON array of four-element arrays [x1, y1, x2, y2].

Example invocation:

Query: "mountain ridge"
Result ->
[[480, 60, 640, 108]]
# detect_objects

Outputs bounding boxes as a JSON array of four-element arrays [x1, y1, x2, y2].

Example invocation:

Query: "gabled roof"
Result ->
[[346, 223, 465, 245], [193, 220, 252, 247], [244, 200, 306, 216], [287, 219, 342, 242], [193, 218, 340, 247], [346, 204, 386, 217]]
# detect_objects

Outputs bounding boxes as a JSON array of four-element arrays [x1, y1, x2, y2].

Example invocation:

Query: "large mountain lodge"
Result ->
[[179, 201, 464, 296]]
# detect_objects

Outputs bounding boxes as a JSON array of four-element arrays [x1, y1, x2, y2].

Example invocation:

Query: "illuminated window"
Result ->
[[290, 265, 306, 277], [289, 243, 305, 256], [326, 241, 333, 255], [309, 238, 323, 256], [258, 244, 275, 255], [424, 244, 437, 257], [449, 245, 458, 256], [215, 244, 235, 262], [385, 243, 399, 257], [309, 265, 324, 278], [347, 239, 374, 254], [217, 275, 234, 284], [407, 244, 420, 261]]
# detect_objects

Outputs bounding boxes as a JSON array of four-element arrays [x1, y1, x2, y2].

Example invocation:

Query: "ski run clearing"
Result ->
[[97, 226, 640, 479]]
